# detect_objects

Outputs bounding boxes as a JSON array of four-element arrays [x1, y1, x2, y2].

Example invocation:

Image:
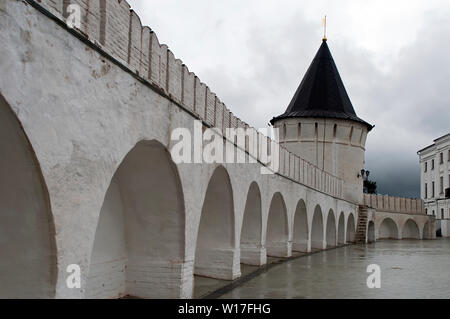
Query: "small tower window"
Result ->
[[298, 123, 302, 140], [349, 126, 354, 141], [314, 123, 318, 138], [283, 124, 287, 140], [333, 124, 337, 138]]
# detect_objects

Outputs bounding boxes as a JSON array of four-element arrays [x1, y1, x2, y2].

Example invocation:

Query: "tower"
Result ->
[[271, 39, 373, 204]]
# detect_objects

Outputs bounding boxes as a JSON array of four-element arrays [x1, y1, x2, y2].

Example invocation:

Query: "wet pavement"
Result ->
[[198, 239, 450, 299]]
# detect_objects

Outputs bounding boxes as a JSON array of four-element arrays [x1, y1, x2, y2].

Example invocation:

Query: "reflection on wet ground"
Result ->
[[197, 239, 450, 299]]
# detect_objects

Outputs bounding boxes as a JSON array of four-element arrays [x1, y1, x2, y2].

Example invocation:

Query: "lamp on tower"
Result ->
[[358, 169, 370, 180]]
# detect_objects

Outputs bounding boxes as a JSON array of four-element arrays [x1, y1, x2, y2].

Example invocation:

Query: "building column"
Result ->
[[195, 248, 241, 281], [125, 260, 194, 299], [292, 239, 309, 252], [266, 241, 292, 257], [241, 244, 267, 266], [311, 240, 327, 250]]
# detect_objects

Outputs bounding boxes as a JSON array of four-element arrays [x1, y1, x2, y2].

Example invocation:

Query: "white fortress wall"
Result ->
[[0, 0, 433, 299], [0, 0, 355, 299]]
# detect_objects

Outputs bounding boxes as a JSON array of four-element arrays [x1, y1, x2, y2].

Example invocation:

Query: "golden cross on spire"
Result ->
[[322, 15, 327, 41]]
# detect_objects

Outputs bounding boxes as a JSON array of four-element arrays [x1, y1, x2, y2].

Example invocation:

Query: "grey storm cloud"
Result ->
[[128, 0, 450, 198]]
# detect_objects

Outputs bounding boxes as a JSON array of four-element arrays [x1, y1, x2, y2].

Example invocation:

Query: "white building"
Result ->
[[418, 133, 450, 236]]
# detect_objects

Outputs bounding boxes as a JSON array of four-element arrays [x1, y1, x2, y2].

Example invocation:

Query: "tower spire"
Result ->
[[322, 15, 327, 41], [270, 37, 373, 131]]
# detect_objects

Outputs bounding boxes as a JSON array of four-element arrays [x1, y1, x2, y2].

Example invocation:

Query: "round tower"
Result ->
[[271, 39, 373, 204]]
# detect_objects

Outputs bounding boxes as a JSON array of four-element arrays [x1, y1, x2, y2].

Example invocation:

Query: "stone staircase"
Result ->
[[355, 205, 368, 244]]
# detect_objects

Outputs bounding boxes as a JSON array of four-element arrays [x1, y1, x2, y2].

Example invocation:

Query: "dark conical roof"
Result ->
[[271, 40, 373, 130]]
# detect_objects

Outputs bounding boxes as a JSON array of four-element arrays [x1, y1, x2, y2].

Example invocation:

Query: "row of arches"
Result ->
[[83, 141, 358, 298], [0, 93, 356, 298], [374, 218, 430, 240]]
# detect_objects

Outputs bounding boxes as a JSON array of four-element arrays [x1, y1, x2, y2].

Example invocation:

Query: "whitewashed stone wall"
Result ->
[[0, 0, 435, 299], [0, 0, 356, 298], [364, 194, 424, 214], [366, 209, 435, 241]]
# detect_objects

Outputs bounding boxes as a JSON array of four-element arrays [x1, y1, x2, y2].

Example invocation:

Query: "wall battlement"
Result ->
[[35, 0, 345, 199], [364, 194, 425, 215]]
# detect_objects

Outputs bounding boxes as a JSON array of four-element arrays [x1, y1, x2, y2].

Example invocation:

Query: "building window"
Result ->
[[314, 123, 318, 138], [442, 209, 445, 220], [440, 176, 444, 194], [425, 183, 428, 199], [440, 152, 444, 164], [448, 150, 450, 161], [425, 208, 428, 215], [424, 162, 428, 172], [432, 210, 435, 216], [432, 181, 435, 198], [297, 123, 302, 140], [333, 124, 337, 138], [432, 159, 435, 170]]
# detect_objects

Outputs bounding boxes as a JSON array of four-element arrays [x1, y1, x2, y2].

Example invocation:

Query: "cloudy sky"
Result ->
[[128, 0, 450, 198]]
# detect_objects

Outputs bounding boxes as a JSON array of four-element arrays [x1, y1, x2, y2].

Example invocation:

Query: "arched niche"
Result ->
[[0, 93, 57, 298], [86, 140, 186, 299]]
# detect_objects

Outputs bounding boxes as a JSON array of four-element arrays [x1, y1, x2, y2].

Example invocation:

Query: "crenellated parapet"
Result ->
[[33, 0, 344, 199], [363, 194, 425, 215], [275, 117, 369, 203]]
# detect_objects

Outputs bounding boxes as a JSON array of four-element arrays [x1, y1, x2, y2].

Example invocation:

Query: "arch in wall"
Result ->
[[0, 93, 57, 298], [402, 219, 420, 239], [240, 182, 263, 265], [379, 218, 399, 239], [292, 199, 308, 252], [266, 192, 289, 257], [311, 205, 324, 250], [195, 166, 236, 280], [85, 140, 185, 299], [326, 210, 337, 248], [367, 221, 375, 243], [337, 212, 345, 245], [423, 221, 432, 239], [346, 213, 356, 243]]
